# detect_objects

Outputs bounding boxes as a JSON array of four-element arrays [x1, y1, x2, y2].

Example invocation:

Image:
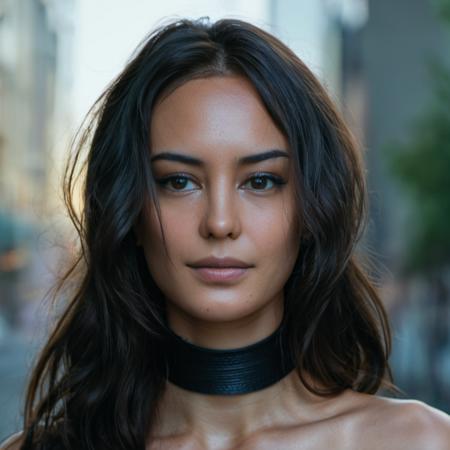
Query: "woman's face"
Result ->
[[135, 75, 301, 342]]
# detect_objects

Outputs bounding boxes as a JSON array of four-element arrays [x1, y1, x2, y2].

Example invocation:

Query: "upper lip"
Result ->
[[187, 256, 253, 268]]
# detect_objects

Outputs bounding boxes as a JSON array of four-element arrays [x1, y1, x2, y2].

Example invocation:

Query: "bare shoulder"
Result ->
[[0, 431, 24, 450], [352, 393, 450, 450]]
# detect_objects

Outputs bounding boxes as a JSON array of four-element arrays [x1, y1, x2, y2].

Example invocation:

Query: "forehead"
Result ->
[[150, 76, 289, 161]]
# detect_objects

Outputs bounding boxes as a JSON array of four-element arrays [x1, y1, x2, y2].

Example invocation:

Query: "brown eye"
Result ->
[[250, 176, 269, 190], [155, 175, 198, 192], [170, 177, 189, 190], [243, 174, 286, 191]]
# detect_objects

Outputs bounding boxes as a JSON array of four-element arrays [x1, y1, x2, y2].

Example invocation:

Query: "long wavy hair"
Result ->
[[14, 16, 396, 449]]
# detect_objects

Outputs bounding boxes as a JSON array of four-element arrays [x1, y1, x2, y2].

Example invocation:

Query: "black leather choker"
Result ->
[[164, 321, 295, 395]]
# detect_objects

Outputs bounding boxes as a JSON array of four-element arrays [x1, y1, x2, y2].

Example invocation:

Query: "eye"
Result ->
[[242, 173, 287, 191], [155, 174, 199, 192], [155, 173, 287, 193]]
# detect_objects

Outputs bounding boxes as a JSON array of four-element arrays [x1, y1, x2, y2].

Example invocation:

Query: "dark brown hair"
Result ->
[[13, 16, 396, 449]]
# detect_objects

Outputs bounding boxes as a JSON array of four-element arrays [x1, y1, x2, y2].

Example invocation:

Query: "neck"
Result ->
[[165, 317, 294, 395], [164, 296, 284, 349], [153, 301, 335, 445]]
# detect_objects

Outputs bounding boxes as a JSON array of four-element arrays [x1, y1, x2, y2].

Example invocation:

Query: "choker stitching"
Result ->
[[165, 321, 295, 395]]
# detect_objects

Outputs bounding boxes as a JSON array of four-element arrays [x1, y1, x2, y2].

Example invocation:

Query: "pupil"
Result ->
[[252, 177, 266, 189], [173, 177, 187, 189]]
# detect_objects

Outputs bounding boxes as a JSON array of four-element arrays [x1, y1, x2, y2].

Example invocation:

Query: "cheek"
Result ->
[[142, 204, 194, 265], [248, 198, 300, 261]]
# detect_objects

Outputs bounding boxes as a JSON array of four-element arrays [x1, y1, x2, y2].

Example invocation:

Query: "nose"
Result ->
[[199, 178, 242, 240]]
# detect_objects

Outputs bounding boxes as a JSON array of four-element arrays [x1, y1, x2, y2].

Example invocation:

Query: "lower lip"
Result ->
[[189, 267, 249, 283]]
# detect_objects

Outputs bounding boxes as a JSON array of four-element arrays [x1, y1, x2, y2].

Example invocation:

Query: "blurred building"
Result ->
[[2, 0, 50, 214], [0, 0, 75, 439], [346, 0, 450, 409], [0, 0, 75, 317], [273, 0, 450, 411], [361, 0, 450, 267]]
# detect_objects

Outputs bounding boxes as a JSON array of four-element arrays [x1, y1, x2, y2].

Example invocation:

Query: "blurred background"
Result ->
[[1, 0, 449, 440]]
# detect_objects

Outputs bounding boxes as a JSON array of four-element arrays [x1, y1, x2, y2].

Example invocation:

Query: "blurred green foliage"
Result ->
[[435, 0, 450, 23], [383, 0, 450, 274]]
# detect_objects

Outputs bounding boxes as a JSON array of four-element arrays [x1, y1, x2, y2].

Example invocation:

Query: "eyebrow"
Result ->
[[150, 149, 290, 166]]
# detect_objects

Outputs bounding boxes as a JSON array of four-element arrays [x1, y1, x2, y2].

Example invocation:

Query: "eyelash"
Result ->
[[155, 172, 287, 193]]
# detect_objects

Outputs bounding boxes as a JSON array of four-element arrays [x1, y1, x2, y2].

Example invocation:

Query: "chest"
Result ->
[[145, 403, 410, 450], [146, 422, 351, 450]]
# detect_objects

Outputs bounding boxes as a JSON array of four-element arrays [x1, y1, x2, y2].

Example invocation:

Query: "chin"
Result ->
[[175, 294, 260, 321]]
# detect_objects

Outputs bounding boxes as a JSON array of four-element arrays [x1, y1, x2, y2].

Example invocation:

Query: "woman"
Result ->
[[3, 16, 450, 450]]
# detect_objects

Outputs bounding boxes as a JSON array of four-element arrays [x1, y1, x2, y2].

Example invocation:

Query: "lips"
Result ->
[[187, 256, 253, 269], [191, 267, 249, 283], [186, 256, 253, 283]]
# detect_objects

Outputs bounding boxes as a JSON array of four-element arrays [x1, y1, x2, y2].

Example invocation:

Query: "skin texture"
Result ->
[[136, 75, 301, 350], [132, 75, 450, 449]]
